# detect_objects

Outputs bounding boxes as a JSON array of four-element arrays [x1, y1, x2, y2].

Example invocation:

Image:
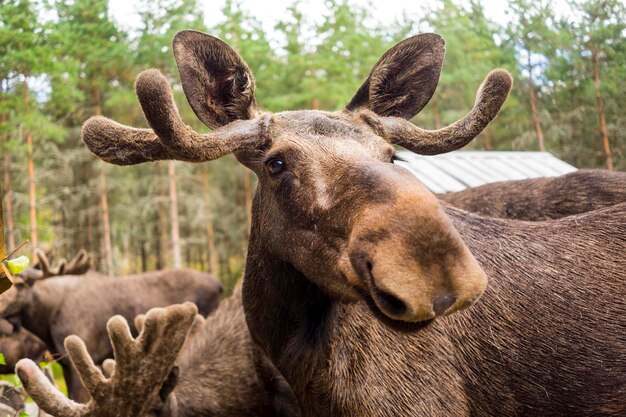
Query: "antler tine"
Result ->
[[82, 69, 270, 166], [135, 309, 205, 353], [16, 359, 85, 416], [380, 69, 513, 155], [34, 249, 52, 277], [34, 249, 67, 278], [82, 116, 173, 165], [101, 359, 115, 378], [135, 69, 270, 162], [66, 249, 92, 275], [17, 303, 197, 417], [137, 311, 205, 336], [56, 258, 67, 276]]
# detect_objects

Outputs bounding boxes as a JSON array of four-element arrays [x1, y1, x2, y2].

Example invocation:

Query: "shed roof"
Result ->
[[395, 151, 577, 194]]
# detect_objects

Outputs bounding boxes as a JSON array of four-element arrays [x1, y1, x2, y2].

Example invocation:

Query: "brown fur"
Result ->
[[0, 318, 47, 374], [81, 31, 624, 416], [0, 269, 222, 402], [242, 204, 626, 417], [147, 290, 301, 417], [440, 169, 626, 220], [1, 250, 91, 374]]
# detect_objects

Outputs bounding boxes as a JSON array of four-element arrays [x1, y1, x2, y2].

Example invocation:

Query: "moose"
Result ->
[[0, 318, 48, 375], [0, 255, 222, 403], [17, 31, 626, 416], [1, 249, 91, 374], [17, 288, 302, 417], [440, 169, 626, 219]]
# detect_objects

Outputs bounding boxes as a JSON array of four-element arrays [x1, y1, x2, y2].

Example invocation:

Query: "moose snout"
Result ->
[[349, 253, 464, 322], [432, 293, 458, 316], [344, 181, 488, 322]]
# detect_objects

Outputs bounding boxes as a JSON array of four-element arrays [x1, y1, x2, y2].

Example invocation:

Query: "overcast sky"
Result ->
[[108, 0, 572, 41]]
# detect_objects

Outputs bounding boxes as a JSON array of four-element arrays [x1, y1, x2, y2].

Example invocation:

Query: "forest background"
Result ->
[[1, 0, 624, 293]]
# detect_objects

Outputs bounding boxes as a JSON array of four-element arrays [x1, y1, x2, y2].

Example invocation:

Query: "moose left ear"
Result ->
[[346, 33, 445, 119], [173, 30, 257, 129]]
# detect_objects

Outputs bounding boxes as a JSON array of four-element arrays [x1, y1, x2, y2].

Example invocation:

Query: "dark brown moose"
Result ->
[[0, 264, 222, 403], [441, 169, 626, 219], [57, 30, 626, 416], [1, 249, 91, 374]]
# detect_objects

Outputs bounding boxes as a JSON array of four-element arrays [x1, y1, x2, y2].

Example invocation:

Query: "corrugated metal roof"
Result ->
[[396, 151, 577, 194]]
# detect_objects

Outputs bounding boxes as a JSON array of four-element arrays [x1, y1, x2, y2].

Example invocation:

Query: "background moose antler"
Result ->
[[32, 249, 92, 279], [16, 302, 197, 417]]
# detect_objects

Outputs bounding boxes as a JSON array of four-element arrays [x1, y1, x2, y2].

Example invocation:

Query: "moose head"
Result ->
[[83, 30, 511, 323], [0, 249, 92, 318]]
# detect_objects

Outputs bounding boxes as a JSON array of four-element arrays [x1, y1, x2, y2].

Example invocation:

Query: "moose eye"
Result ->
[[267, 158, 286, 175]]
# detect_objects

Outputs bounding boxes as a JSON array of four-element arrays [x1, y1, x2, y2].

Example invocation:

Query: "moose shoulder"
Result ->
[[82, 30, 625, 416]]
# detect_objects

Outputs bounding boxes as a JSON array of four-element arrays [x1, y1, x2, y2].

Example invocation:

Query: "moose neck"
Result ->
[[242, 214, 334, 390]]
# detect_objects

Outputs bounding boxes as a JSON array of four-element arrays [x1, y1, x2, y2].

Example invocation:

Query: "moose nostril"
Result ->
[[433, 293, 457, 316], [374, 288, 407, 317]]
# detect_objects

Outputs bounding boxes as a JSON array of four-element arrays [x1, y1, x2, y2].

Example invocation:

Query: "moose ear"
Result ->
[[173, 30, 257, 129], [346, 33, 445, 119]]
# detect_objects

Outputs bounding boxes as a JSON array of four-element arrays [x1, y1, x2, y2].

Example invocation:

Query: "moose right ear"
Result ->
[[173, 30, 257, 129], [346, 33, 445, 119]]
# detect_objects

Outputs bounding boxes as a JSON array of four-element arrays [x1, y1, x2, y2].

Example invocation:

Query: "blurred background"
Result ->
[[0, 0, 624, 291]]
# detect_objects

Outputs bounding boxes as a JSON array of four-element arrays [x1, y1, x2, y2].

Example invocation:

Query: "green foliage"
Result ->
[[1, 0, 624, 287], [0, 353, 5, 366], [6, 255, 30, 274]]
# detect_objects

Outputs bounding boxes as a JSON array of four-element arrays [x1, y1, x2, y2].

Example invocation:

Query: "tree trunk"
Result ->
[[0, 203, 4, 261], [94, 94, 114, 275], [99, 171, 114, 275], [200, 170, 219, 276], [591, 47, 613, 171], [140, 240, 148, 272], [432, 94, 441, 129], [168, 160, 182, 268], [83, 162, 94, 254], [185, 244, 191, 267], [201, 169, 219, 276], [22, 81, 38, 257], [26, 129, 38, 256], [527, 54, 545, 151], [2, 121, 16, 253], [156, 164, 169, 269]]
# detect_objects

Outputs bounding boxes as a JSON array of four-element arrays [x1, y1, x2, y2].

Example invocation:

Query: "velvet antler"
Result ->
[[82, 69, 270, 166], [64, 249, 92, 275], [16, 302, 197, 417], [135, 309, 207, 349], [34, 249, 67, 278], [380, 69, 512, 155]]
